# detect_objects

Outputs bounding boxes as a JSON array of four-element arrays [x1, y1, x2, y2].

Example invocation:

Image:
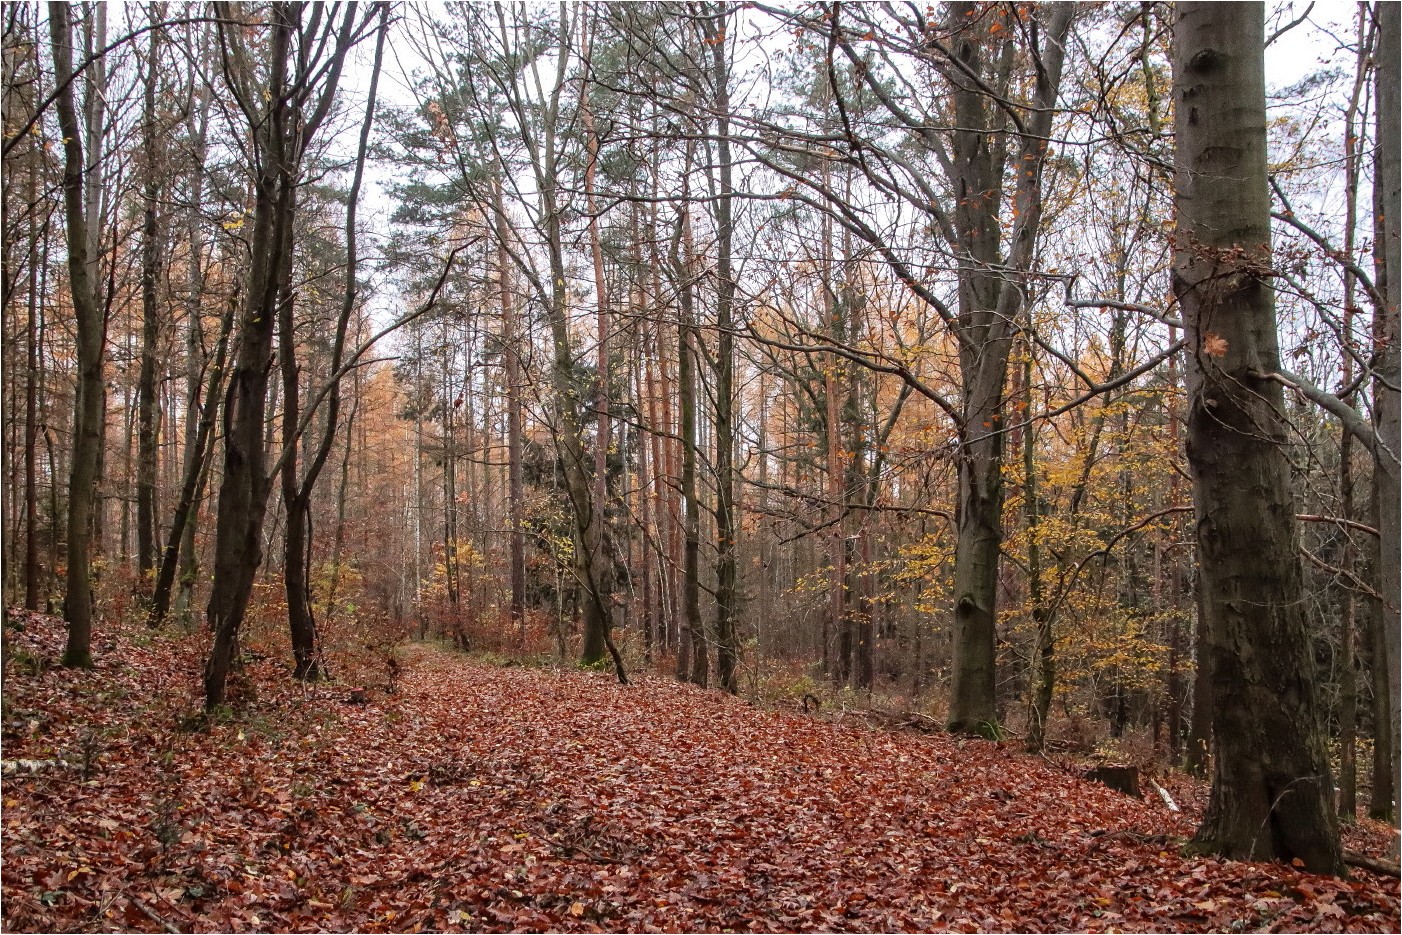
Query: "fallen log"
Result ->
[[1344, 850, 1401, 878], [1, 758, 71, 776]]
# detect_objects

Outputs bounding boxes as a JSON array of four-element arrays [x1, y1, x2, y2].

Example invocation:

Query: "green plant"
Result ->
[[7, 647, 48, 677]]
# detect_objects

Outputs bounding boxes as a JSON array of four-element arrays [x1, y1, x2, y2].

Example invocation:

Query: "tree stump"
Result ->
[[1086, 765, 1140, 798]]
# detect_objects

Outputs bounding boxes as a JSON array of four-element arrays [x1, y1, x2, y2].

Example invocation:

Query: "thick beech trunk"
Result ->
[[945, 2, 1071, 735], [1173, 1, 1343, 873], [148, 288, 233, 627], [1370, 0, 1401, 818]]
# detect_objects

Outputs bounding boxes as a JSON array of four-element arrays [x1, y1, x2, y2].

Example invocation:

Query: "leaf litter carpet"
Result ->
[[2, 612, 1398, 932]]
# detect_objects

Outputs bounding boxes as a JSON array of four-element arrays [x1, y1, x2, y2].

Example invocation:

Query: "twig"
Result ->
[[127, 896, 180, 934]]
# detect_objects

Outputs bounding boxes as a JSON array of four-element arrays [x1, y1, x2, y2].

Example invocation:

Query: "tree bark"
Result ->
[[1023, 349, 1053, 754], [1370, 0, 1401, 820], [169, 70, 214, 628], [1173, 1, 1343, 873], [579, 9, 615, 666], [278, 6, 386, 681], [48, 0, 104, 669], [1371, 601, 1396, 821], [23, 150, 41, 612], [136, 3, 164, 584], [203, 2, 362, 707], [204, 12, 294, 705], [279, 249, 317, 679], [496, 181, 526, 644], [1184, 566, 1211, 775], [704, 3, 740, 695], [674, 188, 706, 688], [945, 3, 1071, 736]]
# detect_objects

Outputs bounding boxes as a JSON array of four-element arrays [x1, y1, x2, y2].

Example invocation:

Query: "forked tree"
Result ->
[[204, 1, 370, 708]]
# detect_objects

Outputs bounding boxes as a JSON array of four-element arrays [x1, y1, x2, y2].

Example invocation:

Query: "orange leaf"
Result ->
[[1202, 332, 1229, 357]]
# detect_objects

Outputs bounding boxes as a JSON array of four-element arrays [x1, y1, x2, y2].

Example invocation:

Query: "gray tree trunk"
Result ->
[[204, 2, 360, 706], [497, 182, 526, 642], [48, 1, 104, 669], [136, 5, 163, 583], [945, 2, 1072, 735], [674, 191, 706, 689], [705, 3, 740, 695], [1173, 1, 1343, 873], [1370, 0, 1400, 821]]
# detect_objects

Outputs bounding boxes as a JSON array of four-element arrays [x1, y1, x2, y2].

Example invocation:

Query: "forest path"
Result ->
[[2, 614, 1397, 932]]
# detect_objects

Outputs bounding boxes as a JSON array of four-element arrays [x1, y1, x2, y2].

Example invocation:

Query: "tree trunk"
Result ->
[[135, 5, 163, 584], [675, 197, 706, 688], [1183, 566, 1212, 775], [48, 1, 104, 669], [1337, 11, 1370, 819], [204, 9, 297, 708], [203, 2, 361, 707], [322, 393, 357, 633], [278, 8, 384, 680], [1173, 1, 1343, 873], [167, 75, 214, 628], [944, 2, 1071, 736], [279, 268, 318, 681], [1370, 0, 1401, 820], [697, 4, 740, 694], [497, 182, 526, 644], [1023, 350, 1053, 754], [82, 7, 110, 566], [1371, 600, 1396, 821], [23, 159, 41, 611], [580, 11, 615, 666]]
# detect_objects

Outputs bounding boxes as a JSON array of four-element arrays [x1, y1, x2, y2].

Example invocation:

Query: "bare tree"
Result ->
[[48, 0, 106, 668], [204, 1, 369, 708]]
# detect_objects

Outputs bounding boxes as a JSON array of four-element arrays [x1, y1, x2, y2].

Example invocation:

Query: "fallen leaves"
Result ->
[[1, 609, 1398, 933]]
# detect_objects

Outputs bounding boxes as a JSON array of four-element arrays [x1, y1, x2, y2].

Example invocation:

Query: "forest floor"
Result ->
[[2, 610, 1399, 934]]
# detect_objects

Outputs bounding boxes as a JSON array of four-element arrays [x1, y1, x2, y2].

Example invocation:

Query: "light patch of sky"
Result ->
[[1266, 0, 1361, 87], [321, 5, 447, 332], [1262, 2, 1372, 362], [326, 1, 1368, 334]]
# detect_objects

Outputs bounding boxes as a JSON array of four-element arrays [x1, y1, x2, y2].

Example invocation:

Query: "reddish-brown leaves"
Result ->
[[2, 610, 1398, 933]]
